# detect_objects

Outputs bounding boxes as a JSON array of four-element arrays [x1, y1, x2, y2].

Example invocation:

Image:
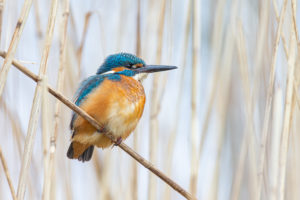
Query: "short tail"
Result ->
[[67, 142, 94, 162]]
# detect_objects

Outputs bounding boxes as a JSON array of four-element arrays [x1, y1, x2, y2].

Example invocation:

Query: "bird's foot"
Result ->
[[97, 126, 107, 133], [114, 137, 122, 146]]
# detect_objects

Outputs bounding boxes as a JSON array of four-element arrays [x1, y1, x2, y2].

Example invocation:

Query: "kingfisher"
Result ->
[[67, 53, 177, 162]]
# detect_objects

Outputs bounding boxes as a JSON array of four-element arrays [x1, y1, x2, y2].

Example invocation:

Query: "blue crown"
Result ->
[[96, 53, 146, 74]]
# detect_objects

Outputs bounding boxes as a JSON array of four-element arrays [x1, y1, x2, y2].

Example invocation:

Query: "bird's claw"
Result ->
[[114, 137, 122, 146]]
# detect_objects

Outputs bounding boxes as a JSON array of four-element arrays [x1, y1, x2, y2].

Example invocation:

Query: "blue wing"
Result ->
[[70, 74, 105, 130], [69, 73, 122, 131]]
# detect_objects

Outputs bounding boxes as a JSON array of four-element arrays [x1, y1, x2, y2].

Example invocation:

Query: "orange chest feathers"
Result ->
[[76, 75, 146, 139]]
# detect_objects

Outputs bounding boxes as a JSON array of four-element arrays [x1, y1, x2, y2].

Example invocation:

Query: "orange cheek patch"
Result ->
[[135, 63, 143, 68], [113, 67, 127, 72]]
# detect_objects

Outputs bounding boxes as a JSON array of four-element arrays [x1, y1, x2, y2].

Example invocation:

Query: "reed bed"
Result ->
[[0, 0, 300, 200]]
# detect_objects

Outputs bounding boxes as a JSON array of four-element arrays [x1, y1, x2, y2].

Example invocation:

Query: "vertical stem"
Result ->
[[189, 0, 200, 196], [33, 0, 43, 38], [148, 0, 167, 199], [76, 12, 92, 74], [49, 0, 69, 198], [0, 0, 5, 46], [269, 89, 283, 200], [163, 0, 191, 199], [42, 76, 52, 200], [132, 0, 141, 199]]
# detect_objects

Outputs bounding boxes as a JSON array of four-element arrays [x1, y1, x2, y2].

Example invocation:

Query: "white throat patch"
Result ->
[[133, 73, 148, 82]]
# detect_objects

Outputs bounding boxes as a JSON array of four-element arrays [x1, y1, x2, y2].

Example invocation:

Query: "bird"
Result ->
[[67, 52, 177, 162]]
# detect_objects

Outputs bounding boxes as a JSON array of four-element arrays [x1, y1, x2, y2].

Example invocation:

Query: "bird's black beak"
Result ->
[[135, 65, 177, 73]]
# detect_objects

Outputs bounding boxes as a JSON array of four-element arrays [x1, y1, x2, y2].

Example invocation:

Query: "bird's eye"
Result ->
[[124, 63, 132, 68], [132, 65, 137, 69]]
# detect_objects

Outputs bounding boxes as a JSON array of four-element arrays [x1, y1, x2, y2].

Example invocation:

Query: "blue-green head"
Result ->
[[96, 53, 177, 78]]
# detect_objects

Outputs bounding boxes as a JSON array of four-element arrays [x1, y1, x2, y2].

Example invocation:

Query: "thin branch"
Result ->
[[0, 51, 196, 200], [0, 147, 17, 200]]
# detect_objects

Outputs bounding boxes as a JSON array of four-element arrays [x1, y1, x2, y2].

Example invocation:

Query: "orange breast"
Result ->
[[72, 75, 145, 148]]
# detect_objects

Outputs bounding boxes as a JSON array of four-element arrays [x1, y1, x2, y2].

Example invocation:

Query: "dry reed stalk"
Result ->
[[0, 52, 196, 200], [207, 42, 233, 200], [0, 0, 4, 46], [0, 147, 17, 200], [93, 152, 112, 200], [230, 127, 247, 200], [207, 1, 238, 196], [131, 0, 141, 199], [291, 0, 299, 44], [189, 0, 200, 196], [0, 99, 37, 200], [148, 0, 167, 199], [278, 20, 297, 200], [283, 93, 297, 200], [195, 0, 226, 181], [33, 0, 43, 37], [272, 0, 289, 60], [16, 0, 58, 198], [163, 0, 192, 198], [290, 90, 300, 199], [116, 0, 126, 51], [0, 98, 24, 159], [0, 0, 33, 98], [17, 83, 42, 200], [64, 160, 73, 200], [41, 76, 52, 200], [256, 0, 288, 199], [48, 0, 69, 198], [76, 12, 92, 72], [230, 22, 258, 200], [269, 89, 283, 200], [131, 129, 138, 200], [272, 0, 290, 60], [253, 0, 270, 74]]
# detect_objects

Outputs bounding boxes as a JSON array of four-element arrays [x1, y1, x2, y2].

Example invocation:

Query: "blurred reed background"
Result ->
[[0, 0, 300, 200]]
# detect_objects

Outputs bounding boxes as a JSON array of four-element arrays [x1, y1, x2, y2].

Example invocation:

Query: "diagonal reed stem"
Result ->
[[0, 147, 17, 200], [256, 0, 288, 199], [278, 14, 297, 200], [16, 0, 58, 199], [0, 51, 196, 200], [0, 0, 33, 98]]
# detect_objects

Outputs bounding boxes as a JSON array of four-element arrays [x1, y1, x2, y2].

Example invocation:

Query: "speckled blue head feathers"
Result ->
[[96, 53, 146, 74]]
